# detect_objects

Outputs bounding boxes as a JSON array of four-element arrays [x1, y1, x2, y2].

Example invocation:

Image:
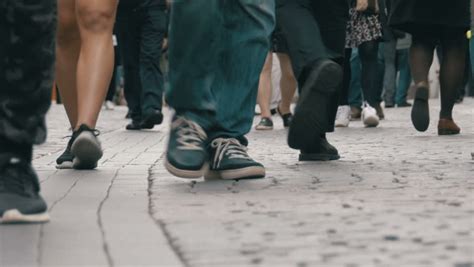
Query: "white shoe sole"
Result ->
[[205, 166, 266, 180], [255, 126, 273, 131], [164, 158, 208, 179], [56, 161, 73, 169], [0, 209, 50, 224], [335, 121, 350, 127]]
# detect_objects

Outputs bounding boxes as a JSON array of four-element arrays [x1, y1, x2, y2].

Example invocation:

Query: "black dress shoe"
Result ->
[[276, 105, 293, 128], [299, 137, 340, 161], [126, 121, 142, 130], [411, 85, 430, 132], [288, 59, 342, 150], [140, 110, 163, 129]]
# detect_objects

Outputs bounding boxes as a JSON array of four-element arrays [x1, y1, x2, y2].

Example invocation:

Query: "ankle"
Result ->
[[278, 103, 291, 114]]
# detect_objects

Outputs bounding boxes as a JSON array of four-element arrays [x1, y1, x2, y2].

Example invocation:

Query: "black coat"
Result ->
[[389, 0, 470, 33]]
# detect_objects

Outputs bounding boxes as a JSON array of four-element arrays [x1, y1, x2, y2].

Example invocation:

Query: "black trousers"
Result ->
[[116, 5, 166, 122], [276, 0, 349, 132], [0, 0, 56, 158]]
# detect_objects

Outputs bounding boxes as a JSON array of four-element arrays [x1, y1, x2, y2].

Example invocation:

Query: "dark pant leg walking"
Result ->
[[116, 10, 142, 122], [277, 0, 349, 151], [0, 0, 56, 223], [383, 39, 397, 105], [209, 0, 275, 142], [358, 40, 380, 107], [140, 6, 166, 116]]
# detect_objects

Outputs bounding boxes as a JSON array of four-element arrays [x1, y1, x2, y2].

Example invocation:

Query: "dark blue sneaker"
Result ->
[[205, 138, 265, 180], [0, 154, 49, 224], [56, 133, 78, 169], [165, 117, 208, 179]]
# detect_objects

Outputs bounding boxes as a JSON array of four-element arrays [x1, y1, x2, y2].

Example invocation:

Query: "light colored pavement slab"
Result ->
[[1, 99, 473, 267]]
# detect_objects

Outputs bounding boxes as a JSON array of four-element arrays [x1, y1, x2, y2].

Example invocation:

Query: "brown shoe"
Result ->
[[350, 106, 362, 120], [374, 103, 385, 120], [438, 119, 460, 135]]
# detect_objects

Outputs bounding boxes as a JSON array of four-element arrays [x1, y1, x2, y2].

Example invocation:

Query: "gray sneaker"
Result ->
[[71, 124, 103, 170]]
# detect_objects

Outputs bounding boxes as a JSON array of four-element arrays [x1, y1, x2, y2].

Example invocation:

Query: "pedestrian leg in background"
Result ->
[[470, 36, 474, 96], [383, 39, 397, 107], [395, 48, 412, 107], [275, 53, 297, 128], [116, 5, 142, 130], [104, 39, 119, 111], [256, 52, 275, 131], [138, 5, 167, 130], [55, 0, 118, 169], [166, 0, 275, 180], [348, 49, 363, 120], [0, 0, 56, 223], [335, 48, 353, 128], [277, 0, 349, 161]]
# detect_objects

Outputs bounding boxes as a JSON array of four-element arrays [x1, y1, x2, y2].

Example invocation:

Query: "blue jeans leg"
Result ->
[[348, 48, 362, 107], [167, 0, 275, 143]]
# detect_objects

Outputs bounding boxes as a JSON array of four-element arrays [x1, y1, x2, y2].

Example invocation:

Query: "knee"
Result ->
[[77, 8, 115, 33], [57, 15, 80, 46]]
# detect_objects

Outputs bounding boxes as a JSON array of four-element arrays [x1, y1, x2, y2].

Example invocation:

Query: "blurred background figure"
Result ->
[[255, 25, 297, 131], [390, 0, 470, 135], [116, 0, 167, 131]]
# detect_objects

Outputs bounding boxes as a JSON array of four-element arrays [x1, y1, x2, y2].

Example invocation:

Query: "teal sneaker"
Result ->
[[165, 117, 208, 179], [205, 138, 265, 180]]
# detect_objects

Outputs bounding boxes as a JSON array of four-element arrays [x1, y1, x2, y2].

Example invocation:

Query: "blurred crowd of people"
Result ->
[[0, 0, 472, 223]]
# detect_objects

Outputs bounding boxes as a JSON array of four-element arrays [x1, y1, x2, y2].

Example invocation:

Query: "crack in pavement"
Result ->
[[147, 155, 190, 267], [97, 169, 121, 267], [37, 174, 81, 266]]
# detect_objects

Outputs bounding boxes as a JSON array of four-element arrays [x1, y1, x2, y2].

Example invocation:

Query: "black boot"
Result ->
[[299, 135, 340, 161]]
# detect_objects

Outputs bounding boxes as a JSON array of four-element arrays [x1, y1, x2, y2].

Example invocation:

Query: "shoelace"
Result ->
[[210, 138, 250, 169], [172, 117, 207, 151]]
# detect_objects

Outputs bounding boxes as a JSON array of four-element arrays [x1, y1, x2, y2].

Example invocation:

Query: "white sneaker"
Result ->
[[361, 102, 379, 127], [104, 100, 115, 110], [335, 105, 351, 127]]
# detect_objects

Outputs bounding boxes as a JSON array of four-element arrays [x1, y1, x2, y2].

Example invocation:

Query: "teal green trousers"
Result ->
[[166, 0, 275, 144]]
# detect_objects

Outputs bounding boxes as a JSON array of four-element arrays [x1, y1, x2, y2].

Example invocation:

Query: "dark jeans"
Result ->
[[0, 0, 56, 157], [106, 45, 120, 102], [359, 40, 381, 107], [470, 37, 474, 96], [116, 5, 166, 122], [167, 0, 275, 144], [276, 0, 349, 132], [383, 39, 411, 105]]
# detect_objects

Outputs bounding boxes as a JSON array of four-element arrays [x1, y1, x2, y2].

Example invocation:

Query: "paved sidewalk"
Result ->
[[1, 99, 473, 267]]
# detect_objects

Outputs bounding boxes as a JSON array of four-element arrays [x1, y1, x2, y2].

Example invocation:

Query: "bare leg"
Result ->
[[276, 53, 297, 114], [75, 0, 117, 129], [257, 52, 273, 118], [56, 0, 81, 128]]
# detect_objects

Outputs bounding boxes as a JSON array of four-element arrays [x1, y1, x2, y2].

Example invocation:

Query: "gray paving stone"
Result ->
[[1, 99, 473, 267]]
